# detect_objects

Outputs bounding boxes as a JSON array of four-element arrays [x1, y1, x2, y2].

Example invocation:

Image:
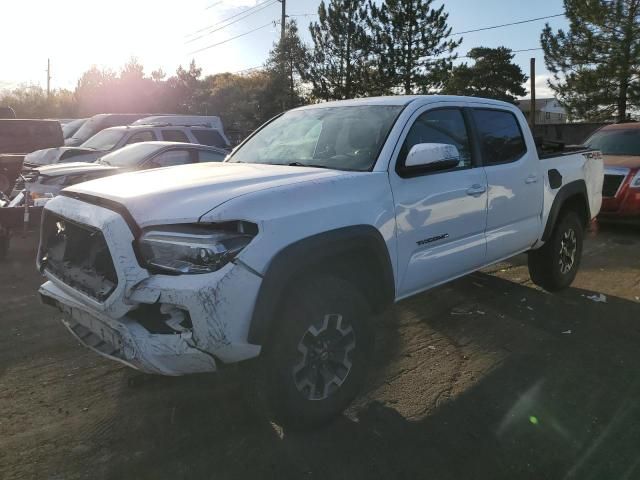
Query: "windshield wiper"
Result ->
[[285, 162, 335, 170]]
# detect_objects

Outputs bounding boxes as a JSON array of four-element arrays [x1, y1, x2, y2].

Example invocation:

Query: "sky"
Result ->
[[0, 0, 569, 99]]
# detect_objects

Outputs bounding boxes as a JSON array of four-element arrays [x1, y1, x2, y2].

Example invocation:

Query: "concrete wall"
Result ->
[[533, 122, 607, 145]]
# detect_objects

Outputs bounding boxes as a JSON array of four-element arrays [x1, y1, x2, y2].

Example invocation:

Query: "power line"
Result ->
[[189, 20, 278, 55], [451, 13, 564, 36], [186, 0, 278, 44], [205, 1, 223, 10], [185, 0, 276, 38]]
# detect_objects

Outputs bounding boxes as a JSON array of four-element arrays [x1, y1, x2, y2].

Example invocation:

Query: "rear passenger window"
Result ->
[[192, 130, 226, 148], [472, 109, 527, 165], [162, 130, 190, 142], [399, 108, 472, 170]]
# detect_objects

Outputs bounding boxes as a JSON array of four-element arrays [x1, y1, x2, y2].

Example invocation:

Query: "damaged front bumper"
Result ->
[[38, 195, 263, 376]]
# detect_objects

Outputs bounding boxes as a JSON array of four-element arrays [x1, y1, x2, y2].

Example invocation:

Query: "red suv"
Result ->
[[585, 123, 640, 222]]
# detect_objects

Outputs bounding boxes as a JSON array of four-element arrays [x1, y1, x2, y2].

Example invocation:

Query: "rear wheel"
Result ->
[[261, 275, 373, 430], [528, 210, 584, 291]]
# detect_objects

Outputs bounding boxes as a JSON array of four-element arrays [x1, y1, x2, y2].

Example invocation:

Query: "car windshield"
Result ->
[[61, 119, 85, 139], [98, 142, 165, 167], [81, 129, 125, 151], [584, 128, 640, 155], [228, 105, 403, 171], [70, 115, 104, 143]]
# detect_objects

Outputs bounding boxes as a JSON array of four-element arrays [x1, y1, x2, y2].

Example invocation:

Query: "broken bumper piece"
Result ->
[[37, 196, 263, 375], [40, 281, 217, 375]]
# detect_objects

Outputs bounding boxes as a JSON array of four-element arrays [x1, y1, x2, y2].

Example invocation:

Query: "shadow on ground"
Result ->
[[80, 275, 640, 480]]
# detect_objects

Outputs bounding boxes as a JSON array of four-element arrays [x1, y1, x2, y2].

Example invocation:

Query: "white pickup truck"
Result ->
[[37, 96, 603, 429]]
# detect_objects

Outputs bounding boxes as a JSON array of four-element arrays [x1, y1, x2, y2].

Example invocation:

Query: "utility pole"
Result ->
[[280, 0, 286, 44], [529, 57, 536, 129], [46, 58, 51, 98]]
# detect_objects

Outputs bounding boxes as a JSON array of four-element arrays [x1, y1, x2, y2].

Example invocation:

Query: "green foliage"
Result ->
[[368, 0, 461, 94], [443, 47, 527, 103], [541, 0, 640, 121], [306, 0, 374, 100], [0, 85, 76, 118], [264, 20, 309, 110]]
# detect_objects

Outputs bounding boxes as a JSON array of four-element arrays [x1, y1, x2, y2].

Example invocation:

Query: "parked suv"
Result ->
[[24, 123, 230, 166], [38, 96, 603, 429], [65, 113, 150, 147]]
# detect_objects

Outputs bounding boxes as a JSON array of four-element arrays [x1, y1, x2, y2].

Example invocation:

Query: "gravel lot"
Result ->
[[2, 224, 640, 480]]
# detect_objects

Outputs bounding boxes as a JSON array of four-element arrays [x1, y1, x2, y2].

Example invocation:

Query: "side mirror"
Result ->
[[405, 143, 460, 170]]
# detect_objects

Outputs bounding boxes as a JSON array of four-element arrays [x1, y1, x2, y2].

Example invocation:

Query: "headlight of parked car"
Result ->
[[629, 170, 640, 188], [138, 222, 256, 274]]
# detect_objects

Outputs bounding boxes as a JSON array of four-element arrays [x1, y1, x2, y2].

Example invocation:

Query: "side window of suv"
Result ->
[[192, 129, 226, 148], [126, 130, 155, 145], [399, 108, 473, 170], [146, 149, 193, 168], [472, 109, 527, 165], [162, 130, 190, 142]]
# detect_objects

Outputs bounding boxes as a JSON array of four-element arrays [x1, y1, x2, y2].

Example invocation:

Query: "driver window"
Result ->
[[399, 108, 472, 169], [126, 130, 155, 145], [147, 149, 192, 168]]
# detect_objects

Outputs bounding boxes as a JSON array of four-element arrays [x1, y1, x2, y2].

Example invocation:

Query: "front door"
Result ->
[[389, 106, 488, 299]]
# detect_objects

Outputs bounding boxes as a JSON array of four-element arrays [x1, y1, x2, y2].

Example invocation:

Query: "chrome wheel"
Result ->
[[559, 228, 577, 274], [292, 313, 356, 401]]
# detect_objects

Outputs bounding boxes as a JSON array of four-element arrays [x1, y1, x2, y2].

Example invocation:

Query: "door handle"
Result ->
[[525, 175, 538, 184], [466, 184, 486, 196]]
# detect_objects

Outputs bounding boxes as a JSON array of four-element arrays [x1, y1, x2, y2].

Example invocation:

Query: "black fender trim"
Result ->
[[248, 225, 395, 345], [542, 179, 590, 241]]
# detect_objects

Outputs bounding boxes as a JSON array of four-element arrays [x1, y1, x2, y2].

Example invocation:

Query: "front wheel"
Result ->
[[263, 275, 373, 430], [528, 210, 584, 291]]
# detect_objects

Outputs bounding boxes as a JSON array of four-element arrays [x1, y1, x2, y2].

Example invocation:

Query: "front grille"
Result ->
[[602, 174, 625, 198], [40, 211, 118, 301]]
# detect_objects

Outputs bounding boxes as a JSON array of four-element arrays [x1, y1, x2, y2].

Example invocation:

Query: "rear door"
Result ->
[[389, 104, 488, 298], [469, 107, 543, 262]]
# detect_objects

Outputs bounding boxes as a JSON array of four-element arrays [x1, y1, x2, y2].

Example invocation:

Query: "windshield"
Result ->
[[228, 105, 403, 171], [61, 119, 85, 139], [81, 128, 125, 151], [98, 142, 165, 167], [585, 128, 640, 155], [70, 115, 104, 143]]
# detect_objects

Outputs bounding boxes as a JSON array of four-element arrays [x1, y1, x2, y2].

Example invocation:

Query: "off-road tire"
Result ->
[[257, 275, 374, 430], [528, 210, 584, 291]]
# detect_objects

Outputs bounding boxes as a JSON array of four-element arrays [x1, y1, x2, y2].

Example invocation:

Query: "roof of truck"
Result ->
[[294, 95, 516, 110]]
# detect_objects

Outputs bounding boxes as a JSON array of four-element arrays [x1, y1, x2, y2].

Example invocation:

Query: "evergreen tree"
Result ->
[[306, 0, 373, 100], [264, 20, 309, 109], [368, 0, 461, 94], [443, 47, 527, 103], [541, 0, 640, 121]]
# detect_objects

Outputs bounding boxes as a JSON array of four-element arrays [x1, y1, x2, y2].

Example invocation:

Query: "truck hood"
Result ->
[[35, 162, 119, 177], [603, 154, 640, 169], [63, 162, 353, 227], [24, 147, 101, 166]]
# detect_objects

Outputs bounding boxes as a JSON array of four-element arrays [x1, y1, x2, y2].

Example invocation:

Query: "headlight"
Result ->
[[138, 223, 256, 274], [630, 170, 640, 188]]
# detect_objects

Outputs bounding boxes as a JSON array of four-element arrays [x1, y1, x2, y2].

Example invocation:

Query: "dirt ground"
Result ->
[[1, 224, 640, 480]]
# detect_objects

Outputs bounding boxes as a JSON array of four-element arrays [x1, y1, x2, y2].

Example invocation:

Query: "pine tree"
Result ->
[[443, 47, 527, 103], [306, 0, 373, 100], [264, 20, 309, 109], [541, 0, 640, 121], [368, 0, 461, 94]]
